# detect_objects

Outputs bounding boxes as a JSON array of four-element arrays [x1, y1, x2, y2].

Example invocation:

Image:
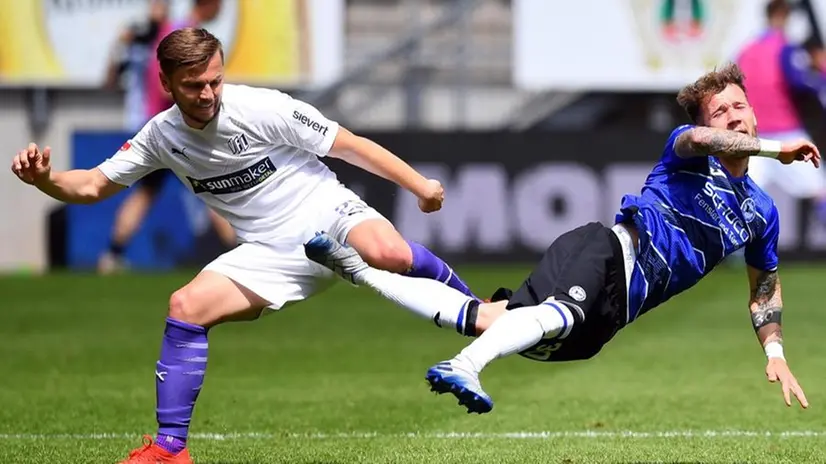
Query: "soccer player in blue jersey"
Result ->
[[305, 63, 818, 414]]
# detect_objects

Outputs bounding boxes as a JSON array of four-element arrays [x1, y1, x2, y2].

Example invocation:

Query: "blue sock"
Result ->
[[404, 241, 478, 299], [155, 317, 208, 454]]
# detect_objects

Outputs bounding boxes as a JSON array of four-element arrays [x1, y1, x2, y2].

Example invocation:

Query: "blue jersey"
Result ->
[[615, 125, 780, 324]]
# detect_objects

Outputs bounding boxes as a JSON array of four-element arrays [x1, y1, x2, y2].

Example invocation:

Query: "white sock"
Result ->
[[355, 267, 477, 334], [456, 298, 574, 373]]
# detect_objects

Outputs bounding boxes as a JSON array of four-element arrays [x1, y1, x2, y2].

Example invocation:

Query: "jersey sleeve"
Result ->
[[258, 89, 340, 157], [744, 202, 779, 272], [96, 124, 163, 187], [659, 124, 705, 172]]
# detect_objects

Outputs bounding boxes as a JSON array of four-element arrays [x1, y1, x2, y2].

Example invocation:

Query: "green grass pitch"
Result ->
[[1, 265, 825, 463]]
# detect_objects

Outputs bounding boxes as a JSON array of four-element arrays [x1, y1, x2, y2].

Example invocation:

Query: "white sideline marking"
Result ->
[[0, 431, 824, 440]]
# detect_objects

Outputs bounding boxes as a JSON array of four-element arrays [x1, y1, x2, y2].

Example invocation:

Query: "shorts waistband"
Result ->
[[608, 223, 635, 325], [610, 223, 637, 298]]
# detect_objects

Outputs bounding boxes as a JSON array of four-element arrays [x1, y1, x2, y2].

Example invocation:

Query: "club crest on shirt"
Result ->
[[569, 286, 587, 302], [227, 133, 250, 155], [741, 198, 756, 222]]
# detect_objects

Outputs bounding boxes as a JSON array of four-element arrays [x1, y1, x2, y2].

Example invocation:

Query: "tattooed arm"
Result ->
[[747, 266, 783, 347], [674, 126, 821, 166], [746, 266, 809, 408], [673, 127, 761, 159]]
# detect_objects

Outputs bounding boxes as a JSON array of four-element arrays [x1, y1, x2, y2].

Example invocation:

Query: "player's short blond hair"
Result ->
[[676, 63, 748, 124], [156, 27, 224, 77]]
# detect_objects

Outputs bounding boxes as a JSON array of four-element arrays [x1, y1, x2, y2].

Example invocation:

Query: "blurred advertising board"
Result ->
[[513, 0, 822, 91], [0, 0, 343, 88], [56, 130, 826, 270]]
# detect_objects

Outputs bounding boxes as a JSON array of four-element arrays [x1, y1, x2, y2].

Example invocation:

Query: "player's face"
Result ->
[[701, 84, 757, 137], [163, 51, 224, 129]]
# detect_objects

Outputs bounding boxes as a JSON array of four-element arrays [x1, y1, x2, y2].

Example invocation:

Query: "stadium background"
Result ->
[[3, 1, 826, 463]]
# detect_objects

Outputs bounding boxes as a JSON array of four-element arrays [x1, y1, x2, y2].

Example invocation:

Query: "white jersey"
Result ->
[[97, 84, 344, 243]]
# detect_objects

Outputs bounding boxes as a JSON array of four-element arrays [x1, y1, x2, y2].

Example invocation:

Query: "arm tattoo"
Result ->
[[674, 127, 762, 159], [750, 270, 783, 344], [751, 269, 777, 303], [751, 305, 782, 330]]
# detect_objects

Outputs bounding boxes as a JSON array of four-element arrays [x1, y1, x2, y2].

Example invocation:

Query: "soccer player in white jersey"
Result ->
[[10, 28, 476, 464]]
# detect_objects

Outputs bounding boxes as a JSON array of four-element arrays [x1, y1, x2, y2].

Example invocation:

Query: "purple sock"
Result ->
[[405, 241, 478, 299], [154, 317, 208, 454]]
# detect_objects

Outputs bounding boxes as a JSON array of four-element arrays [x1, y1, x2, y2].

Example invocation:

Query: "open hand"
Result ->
[[778, 139, 821, 168], [766, 358, 808, 409], [11, 143, 52, 185]]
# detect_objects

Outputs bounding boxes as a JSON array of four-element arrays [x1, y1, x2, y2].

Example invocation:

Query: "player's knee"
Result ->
[[359, 240, 412, 273], [168, 288, 210, 326]]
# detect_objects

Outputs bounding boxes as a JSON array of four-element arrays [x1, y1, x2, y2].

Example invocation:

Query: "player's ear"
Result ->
[[753, 113, 758, 129], [160, 72, 171, 94]]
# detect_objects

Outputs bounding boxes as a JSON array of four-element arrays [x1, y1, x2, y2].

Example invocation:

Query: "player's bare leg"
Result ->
[[120, 271, 269, 463], [98, 185, 156, 274], [345, 219, 478, 299], [306, 232, 485, 335], [305, 232, 573, 414], [473, 301, 507, 332], [304, 232, 564, 413]]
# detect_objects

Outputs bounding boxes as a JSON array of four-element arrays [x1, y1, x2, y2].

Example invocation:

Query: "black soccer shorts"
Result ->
[[496, 222, 629, 362]]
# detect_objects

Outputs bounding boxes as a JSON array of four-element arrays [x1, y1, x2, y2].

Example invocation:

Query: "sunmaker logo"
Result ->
[[187, 157, 276, 195]]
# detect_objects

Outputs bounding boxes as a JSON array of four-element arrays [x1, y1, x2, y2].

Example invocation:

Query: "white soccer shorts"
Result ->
[[202, 183, 388, 312], [748, 129, 826, 199]]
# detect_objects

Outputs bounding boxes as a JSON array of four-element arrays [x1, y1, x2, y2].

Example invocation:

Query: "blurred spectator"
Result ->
[[99, 0, 234, 274], [802, 36, 826, 103], [105, 0, 168, 133], [737, 0, 826, 224]]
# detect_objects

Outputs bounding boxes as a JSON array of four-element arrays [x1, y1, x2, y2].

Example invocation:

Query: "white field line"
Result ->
[[0, 430, 825, 440]]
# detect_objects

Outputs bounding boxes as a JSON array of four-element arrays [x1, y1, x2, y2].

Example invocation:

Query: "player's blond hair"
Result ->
[[676, 63, 748, 124], [156, 27, 224, 77]]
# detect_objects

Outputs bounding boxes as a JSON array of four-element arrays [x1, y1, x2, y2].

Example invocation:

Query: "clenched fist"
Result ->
[[417, 178, 444, 213]]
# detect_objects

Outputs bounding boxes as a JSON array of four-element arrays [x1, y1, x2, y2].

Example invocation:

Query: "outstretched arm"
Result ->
[[748, 267, 783, 347], [38, 168, 124, 204], [11, 143, 125, 204], [747, 266, 808, 408], [674, 127, 762, 159], [674, 126, 820, 167], [264, 91, 445, 213], [329, 128, 435, 197], [328, 127, 444, 213]]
